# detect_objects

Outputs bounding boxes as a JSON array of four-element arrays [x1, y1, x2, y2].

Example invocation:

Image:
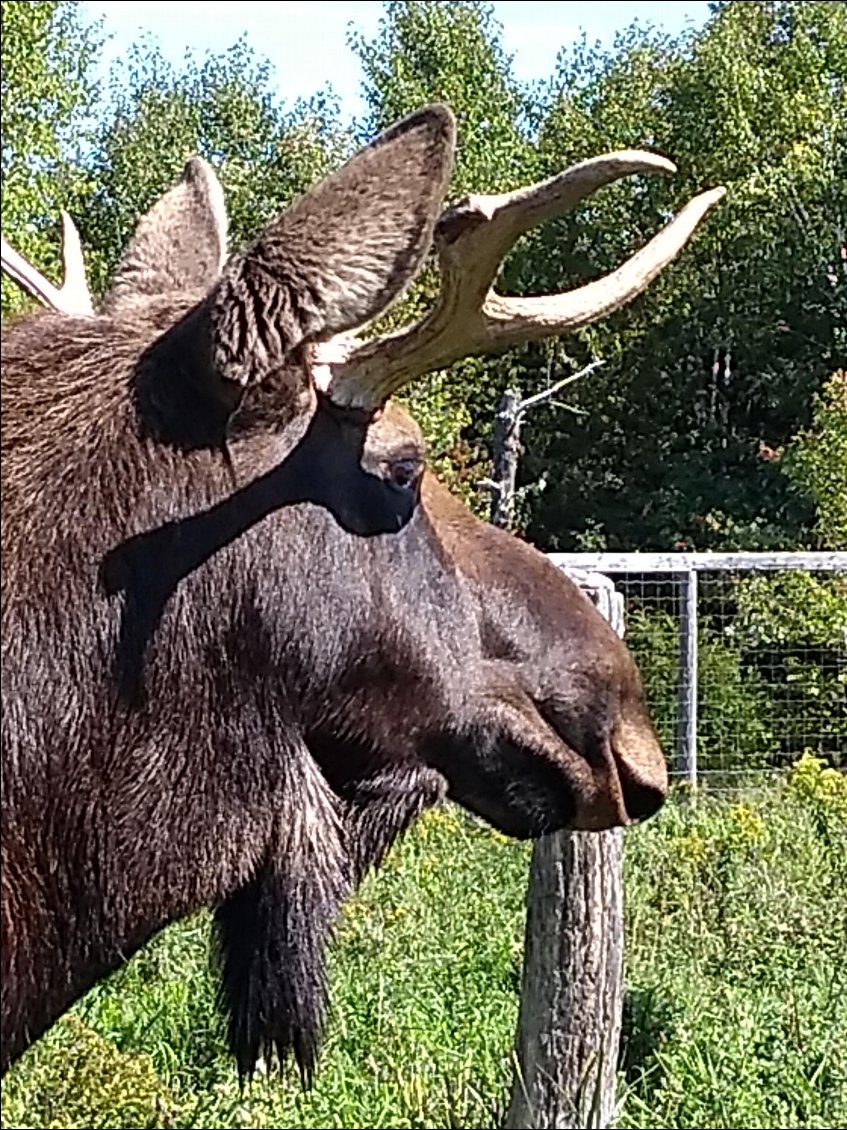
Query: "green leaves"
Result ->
[[523, 0, 847, 551], [782, 370, 847, 549], [0, 1, 101, 318], [352, 0, 534, 191], [2, 1, 843, 554], [81, 40, 353, 298], [1, 6, 354, 314], [347, 2, 845, 551]]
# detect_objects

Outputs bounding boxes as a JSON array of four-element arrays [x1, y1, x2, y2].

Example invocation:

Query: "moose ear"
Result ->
[[208, 104, 456, 389], [103, 157, 228, 312]]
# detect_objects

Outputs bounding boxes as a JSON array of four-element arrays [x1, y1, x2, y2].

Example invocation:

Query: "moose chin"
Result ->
[[0, 104, 723, 1081]]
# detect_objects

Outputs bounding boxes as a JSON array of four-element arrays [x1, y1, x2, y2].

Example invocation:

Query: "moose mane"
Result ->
[[2, 309, 449, 1082]]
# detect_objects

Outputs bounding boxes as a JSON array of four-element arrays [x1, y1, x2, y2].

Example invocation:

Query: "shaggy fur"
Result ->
[[1, 106, 667, 1080]]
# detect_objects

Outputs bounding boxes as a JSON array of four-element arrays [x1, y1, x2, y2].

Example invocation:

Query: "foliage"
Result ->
[[625, 567, 847, 775], [619, 768, 847, 1128], [0, 0, 101, 318], [782, 369, 847, 549], [3, 776, 845, 1128], [707, 374, 847, 770], [352, 0, 534, 187], [625, 603, 778, 773], [523, 0, 847, 551], [785, 749, 847, 828], [5, 2, 844, 545], [0, 1015, 180, 1130], [731, 570, 847, 769], [79, 39, 352, 298]]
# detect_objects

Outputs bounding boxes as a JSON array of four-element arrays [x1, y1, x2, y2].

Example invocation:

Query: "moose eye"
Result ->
[[388, 457, 423, 491]]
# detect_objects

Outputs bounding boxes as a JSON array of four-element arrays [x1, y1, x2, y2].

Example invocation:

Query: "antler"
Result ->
[[323, 152, 726, 409], [1, 211, 94, 316]]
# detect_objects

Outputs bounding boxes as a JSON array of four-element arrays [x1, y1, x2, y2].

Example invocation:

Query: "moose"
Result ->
[[1, 105, 723, 1081]]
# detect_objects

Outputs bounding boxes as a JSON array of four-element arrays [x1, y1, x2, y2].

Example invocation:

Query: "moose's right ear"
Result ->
[[103, 157, 228, 313], [208, 104, 456, 390]]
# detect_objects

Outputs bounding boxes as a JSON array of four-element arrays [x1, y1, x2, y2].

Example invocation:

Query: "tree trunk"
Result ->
[[505, 572, 626, 1130], [490, 387, 522, 529]]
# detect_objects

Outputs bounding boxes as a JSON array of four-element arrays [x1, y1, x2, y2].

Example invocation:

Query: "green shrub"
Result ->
[[625, 603, 779, 775], [620, 763, 847, 1128], [3, 770, 845, 1129], [782, 370, 847, 551], [0, 1015, 181, 1129]]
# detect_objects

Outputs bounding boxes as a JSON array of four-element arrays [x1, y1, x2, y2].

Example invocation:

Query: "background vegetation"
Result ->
[[2, 758, 845, 1129], [3, 0, 844, 551], [2, 1, 845, 1125]]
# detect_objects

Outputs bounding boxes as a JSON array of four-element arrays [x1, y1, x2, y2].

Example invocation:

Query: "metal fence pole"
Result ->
[[677, 568, 699, 786]]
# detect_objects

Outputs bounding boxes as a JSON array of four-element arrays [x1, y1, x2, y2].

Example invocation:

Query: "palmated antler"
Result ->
[[324, 152, 725, 408], [1, 211, 94, 316]]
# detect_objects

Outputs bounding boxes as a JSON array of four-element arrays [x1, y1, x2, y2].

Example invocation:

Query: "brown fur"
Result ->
[[1, 106, 667, 1080]]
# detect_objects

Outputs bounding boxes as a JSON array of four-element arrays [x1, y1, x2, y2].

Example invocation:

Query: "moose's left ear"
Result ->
[[102, 157, 228, 312]]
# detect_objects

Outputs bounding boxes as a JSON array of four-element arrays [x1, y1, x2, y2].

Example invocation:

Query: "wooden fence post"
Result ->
[[505, 570, 626, 1130]]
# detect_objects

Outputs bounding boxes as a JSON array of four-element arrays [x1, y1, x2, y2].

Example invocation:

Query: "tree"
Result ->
[[523, 0, 846, 551], [5, 1, 844, 550], [1, 5, 353, 316], [783, 369, 847, 550], [79, 40, 352, 297], [351, 1, 845, 550], [1, 0, 101, 318]]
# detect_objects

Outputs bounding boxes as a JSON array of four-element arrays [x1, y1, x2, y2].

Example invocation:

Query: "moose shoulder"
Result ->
[[0, 105, 723, 1081]]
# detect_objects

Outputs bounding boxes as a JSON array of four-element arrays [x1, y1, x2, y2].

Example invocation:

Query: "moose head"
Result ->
[[0, 105, 723, 1080]]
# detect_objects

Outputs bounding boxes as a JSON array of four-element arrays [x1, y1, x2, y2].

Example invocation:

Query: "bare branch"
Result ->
[[1, 212, 94, 316], [517, 359, 606, 415], [324, 152, 726, 409]]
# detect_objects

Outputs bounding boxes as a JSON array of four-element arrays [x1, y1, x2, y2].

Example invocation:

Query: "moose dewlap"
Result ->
[[0, 104, 723, 1080]]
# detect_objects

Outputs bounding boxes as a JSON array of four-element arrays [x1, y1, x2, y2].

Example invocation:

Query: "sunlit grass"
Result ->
[[3, 758, 845, 1129]]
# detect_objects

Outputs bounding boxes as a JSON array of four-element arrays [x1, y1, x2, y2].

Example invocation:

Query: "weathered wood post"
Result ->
[[505, 570, 626, 1130]]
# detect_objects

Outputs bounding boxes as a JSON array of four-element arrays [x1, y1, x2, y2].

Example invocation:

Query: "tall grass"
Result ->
[[2, 755, 845, 1129]]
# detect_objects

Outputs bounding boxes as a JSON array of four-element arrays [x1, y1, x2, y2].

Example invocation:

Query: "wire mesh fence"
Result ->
[[550, 552, 847, 788]]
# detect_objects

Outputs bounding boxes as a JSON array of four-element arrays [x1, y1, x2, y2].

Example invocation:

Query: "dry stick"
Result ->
[[489, 360, 605, 530], [516, 359, 606, 415]]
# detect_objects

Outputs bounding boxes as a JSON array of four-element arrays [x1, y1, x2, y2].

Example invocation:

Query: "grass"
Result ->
[[2, 755, 845, 1129]]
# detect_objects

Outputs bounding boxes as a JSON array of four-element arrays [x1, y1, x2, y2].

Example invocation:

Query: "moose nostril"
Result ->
[[620, 773, 666, 823]]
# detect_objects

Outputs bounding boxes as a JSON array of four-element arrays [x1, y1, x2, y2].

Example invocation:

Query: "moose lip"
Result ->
[[449, 760, 663, 840], [425, 732, 577, 840], [428, 725, 666, 840], [449, 787, 573, 841]]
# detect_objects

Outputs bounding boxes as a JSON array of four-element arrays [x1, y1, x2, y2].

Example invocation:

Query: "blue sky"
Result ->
[[78, 1, 711, 117]]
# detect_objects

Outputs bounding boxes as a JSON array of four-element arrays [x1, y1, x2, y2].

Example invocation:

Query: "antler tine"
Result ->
[[435, 151, 680, 307], [324, 151, 725, 409], [1, 212, 94, 316], [59, 210, 93, 312], [485, 185, 727, 344]]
